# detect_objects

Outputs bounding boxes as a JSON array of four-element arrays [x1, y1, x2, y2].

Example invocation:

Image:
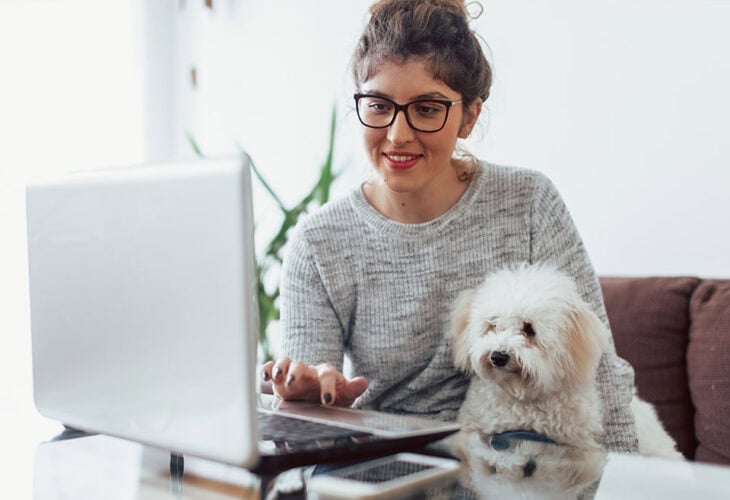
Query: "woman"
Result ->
[[261, 0, 639, 453]]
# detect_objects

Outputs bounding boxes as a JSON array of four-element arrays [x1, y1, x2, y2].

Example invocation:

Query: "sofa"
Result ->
[[599, 276, 730, 465]]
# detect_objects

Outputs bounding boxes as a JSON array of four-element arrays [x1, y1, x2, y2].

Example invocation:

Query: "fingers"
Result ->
[[272, 357, 292, 384], [260, 359, 369, 407], [261, 356, 296, 385], [331, 376, 369, 407], [260, 360, 275, 382], [263, 357, 321, 403], [316, 364, 339, 406], [315, 365, 369, 407], [341, 376, 369, 403], [286, 360, 315, 389]]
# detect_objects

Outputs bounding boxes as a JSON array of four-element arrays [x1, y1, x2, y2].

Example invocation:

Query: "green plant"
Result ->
[[187, 107, 338, 362]]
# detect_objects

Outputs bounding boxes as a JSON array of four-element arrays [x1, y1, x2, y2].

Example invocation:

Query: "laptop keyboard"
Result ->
[[258, 413, 366, 442]]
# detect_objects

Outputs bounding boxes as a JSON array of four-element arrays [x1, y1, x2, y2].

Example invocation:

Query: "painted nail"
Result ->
[[273, 367, 282, 379], [261, 370, 270, 382], [323, 393, 332, 405], [285, 375, 295, 386]]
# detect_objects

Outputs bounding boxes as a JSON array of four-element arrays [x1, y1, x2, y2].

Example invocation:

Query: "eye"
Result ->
[[368, 102, 392, 113], [523, 322, 536, 338], [362, 97, 393, 114], [413, 101, 447, 118], [482, 321, 496, 336]]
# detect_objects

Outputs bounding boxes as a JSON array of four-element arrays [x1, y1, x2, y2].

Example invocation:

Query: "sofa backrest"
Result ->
[[600, 277, 730, 465], [687, 280, 730, 464]]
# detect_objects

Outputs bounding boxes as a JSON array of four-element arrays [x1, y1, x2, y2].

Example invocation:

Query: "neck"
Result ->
[[363, 164, 470, 223]]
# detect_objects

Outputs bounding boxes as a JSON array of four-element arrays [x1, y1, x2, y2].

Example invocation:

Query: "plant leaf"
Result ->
[[235, 142, 287, 212], [186, 131, 204, 158]]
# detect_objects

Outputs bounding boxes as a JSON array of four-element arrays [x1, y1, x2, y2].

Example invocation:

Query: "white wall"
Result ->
[[165, 0, 729, 277], [473, 1, 730, 277]]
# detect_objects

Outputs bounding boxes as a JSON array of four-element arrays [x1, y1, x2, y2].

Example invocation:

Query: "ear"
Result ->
[[565, 305, 610, 388], [458, 99, 482, 139], [449, 288, 476, 372]]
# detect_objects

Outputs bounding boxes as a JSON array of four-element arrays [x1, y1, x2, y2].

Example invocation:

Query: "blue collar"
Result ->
[[489, 430, 561, 450]]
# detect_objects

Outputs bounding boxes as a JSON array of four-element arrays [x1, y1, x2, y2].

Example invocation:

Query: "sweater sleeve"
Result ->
[[279, 224, 345, 372], [529, 173, 640, 453]]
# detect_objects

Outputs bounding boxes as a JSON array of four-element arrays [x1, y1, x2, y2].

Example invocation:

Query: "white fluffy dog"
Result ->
[[449, 265, 681, 498]]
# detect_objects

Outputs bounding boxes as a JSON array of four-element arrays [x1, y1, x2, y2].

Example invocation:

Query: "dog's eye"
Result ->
[[523, 322, 536, 338], [482, 323, 496, 336]]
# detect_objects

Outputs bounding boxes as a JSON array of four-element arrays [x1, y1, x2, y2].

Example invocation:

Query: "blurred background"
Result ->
[[1, 0, 728, 495]]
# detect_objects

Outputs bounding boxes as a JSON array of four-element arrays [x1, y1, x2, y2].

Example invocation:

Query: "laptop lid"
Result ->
[[26, 156, 260, 467]]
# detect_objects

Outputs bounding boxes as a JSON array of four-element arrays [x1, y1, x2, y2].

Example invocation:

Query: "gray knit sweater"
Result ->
[[280, 162, 639, 453]]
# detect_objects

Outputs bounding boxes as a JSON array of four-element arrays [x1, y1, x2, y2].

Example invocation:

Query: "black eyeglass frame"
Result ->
[[353, 93, 463, 133]]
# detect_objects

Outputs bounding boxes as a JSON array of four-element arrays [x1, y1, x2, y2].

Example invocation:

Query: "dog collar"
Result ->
[[489, 430, 561, 450]]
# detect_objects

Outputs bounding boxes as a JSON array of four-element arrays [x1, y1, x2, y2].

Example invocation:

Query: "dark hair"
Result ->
[[352, 0, 492, 104]]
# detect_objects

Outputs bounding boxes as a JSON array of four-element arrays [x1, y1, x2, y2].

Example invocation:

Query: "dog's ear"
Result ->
[[450, 288, 476, 372], [565, 305, 610, 388]]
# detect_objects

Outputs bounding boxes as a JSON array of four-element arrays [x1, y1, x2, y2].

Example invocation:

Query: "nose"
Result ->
[[490, 351, 510, 368], [386, 110, 415, 145]]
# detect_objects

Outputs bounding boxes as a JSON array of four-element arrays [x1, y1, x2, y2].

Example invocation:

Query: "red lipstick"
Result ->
[[383, 152, 422, 170]]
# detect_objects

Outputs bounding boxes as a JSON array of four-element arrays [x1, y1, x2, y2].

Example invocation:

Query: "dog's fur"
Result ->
[[449, 265, 682, 498]]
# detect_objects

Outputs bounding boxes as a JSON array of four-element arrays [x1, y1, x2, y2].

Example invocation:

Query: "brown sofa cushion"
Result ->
[[600, 277, 700, 459], [688, 280, 730, 464]]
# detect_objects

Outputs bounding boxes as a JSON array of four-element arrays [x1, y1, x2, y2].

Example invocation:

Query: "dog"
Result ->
[[448, 265, 682, 498]]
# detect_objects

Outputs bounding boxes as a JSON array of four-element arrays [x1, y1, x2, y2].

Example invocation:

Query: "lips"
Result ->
[[383, 152, 422, 170]]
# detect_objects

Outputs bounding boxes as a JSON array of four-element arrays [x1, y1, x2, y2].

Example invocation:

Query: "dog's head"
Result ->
[[449, 265, 609, 399]]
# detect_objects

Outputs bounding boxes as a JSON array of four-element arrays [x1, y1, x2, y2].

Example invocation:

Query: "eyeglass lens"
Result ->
[[357, 96, 450, 132]]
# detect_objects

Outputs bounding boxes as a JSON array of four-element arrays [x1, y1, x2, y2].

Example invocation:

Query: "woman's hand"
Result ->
[[260, 357, 369, 407]]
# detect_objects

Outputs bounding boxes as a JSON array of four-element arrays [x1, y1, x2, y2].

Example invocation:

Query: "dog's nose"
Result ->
[[490, 351, 510, 367]]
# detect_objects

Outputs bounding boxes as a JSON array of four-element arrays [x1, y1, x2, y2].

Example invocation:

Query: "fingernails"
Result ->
[[323, 393, 332, 405], [273, 367, 282, 379], [285, 375, 295, 386], [261, 370, 270, 382]]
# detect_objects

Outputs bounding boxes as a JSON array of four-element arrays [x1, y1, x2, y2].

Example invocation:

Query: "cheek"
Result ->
[[363, 128, 384, 154], [424, 132, 458, 158]]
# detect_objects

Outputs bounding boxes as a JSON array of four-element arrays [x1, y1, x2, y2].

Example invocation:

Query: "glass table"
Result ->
[[29, 429, 730, 499]]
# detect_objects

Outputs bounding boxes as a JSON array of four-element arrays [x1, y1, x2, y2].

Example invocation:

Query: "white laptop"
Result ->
[[25, 155, 459, 473]]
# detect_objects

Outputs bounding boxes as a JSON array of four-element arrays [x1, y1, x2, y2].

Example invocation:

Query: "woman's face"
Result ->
[[359, 59, 480, 199]]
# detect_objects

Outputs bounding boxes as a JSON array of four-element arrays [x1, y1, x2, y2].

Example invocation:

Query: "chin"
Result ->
[[447, 264, 683, 498]]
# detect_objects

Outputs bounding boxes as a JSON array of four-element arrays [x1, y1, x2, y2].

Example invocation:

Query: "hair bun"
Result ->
[[355, 0, 493, 103], [370, 0, 477, 19]]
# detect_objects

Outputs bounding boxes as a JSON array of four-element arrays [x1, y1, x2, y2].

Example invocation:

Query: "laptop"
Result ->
[[25, 155, 459, 475]]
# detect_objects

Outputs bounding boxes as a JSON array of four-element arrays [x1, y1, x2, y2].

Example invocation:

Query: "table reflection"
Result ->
[[306, 432, 605, 500], [35, 431, 604, 500], [34, 430, 730, 499], [34, 432, 259, 499], [453, 430, 606, 500]]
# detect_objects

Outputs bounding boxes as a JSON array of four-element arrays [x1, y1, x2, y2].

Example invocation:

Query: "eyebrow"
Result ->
[[360, 90, 452, 101]]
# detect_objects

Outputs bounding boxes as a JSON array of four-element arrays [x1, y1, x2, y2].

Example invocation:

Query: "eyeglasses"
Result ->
[[354, 93, 463, 133]]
